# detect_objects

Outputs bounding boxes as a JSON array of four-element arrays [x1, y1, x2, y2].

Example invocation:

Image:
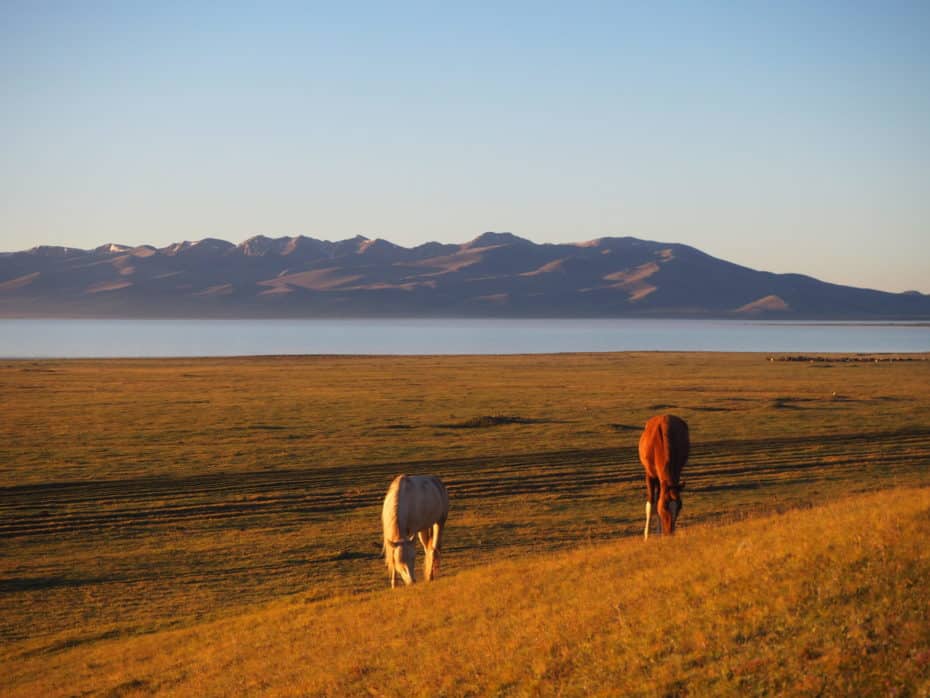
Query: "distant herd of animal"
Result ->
[[381, 414, 689, 588]]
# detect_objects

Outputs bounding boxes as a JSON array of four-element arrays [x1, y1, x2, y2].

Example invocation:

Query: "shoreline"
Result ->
[[3, 351, 930, 365]]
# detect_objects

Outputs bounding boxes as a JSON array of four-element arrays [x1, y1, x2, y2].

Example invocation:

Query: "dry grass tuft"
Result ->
[[437, 414, 545, 429]]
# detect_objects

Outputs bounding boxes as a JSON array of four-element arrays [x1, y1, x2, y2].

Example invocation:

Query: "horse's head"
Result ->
[[660, 481, 684, 535], [386, 539, 417, 586]]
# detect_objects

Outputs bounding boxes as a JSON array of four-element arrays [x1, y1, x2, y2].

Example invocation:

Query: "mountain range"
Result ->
[[1, 232, 928, 319]]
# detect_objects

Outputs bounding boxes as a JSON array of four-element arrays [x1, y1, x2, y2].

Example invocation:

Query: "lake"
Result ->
[[0, 318, 928, 358]]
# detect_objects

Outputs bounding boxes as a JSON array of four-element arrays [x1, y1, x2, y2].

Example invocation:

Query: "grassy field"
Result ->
[[2, 352, 929, 695], [6, 487, 929, 697]]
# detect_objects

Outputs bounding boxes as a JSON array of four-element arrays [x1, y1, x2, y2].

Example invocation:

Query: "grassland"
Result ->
[[2, 352, 929, 695], [7, 487, 929, 697]]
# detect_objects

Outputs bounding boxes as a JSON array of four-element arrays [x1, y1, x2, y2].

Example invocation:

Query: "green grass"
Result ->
[[1, 352, 929, 695]]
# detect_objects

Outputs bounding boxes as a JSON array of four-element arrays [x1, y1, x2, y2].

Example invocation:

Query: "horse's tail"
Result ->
[[431, 475, 450, 523]]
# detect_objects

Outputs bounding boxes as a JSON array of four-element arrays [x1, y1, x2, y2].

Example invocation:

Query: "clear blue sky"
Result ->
[[2, 1, 928, 292]]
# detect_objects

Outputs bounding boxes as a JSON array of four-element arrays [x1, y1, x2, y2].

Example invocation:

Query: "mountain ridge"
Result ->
[[1, 233, 928, 319]]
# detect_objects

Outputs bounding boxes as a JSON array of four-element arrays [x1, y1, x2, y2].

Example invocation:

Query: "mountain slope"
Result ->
[[1, 233, 927, 318]]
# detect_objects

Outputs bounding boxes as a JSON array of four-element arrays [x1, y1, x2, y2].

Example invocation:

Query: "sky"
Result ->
[[2, 1, 929, 292]]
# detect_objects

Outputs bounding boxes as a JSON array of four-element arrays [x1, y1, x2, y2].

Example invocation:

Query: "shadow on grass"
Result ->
[[331, 550, 379, 562], [0, 575, 118, 593], [21, 628, 125, 658], [434, 415, 555, 429]]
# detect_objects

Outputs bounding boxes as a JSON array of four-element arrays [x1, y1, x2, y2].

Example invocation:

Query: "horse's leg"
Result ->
[[652, 480, 662, 536], [391, 567, 396, 589], [418, 528, 433, 581], [654, 483, 664, 536], [657, 483, 667, 535], [644, 476, 658, 540], [429, 521, 443, 580]]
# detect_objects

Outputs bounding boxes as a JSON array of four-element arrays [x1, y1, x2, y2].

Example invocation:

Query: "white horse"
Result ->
[[381, 474, 449, 588]]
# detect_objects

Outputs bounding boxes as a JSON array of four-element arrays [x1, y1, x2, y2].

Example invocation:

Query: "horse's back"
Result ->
[[407, 475, 449, 526], [384, 474, 448, 538], [639, 414, 689, 480]]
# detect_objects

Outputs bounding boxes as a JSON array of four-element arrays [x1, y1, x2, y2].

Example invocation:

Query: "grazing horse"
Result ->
[[639, 414, 689, 539], [381, 474, 449, 588]]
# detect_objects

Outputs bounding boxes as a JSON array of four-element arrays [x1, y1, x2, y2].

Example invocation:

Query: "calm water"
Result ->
[[0, 319, 928, 358]]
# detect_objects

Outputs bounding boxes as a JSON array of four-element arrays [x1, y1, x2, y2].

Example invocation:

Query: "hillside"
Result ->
[[4, 488, 929, 697], [2, 233, 928, 318]]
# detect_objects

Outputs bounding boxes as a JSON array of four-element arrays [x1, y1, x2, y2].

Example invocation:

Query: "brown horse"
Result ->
[[639, 414, 689, 539]]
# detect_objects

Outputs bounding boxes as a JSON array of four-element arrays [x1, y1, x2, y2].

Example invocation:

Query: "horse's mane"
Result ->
[[382, 475, 405, 572]]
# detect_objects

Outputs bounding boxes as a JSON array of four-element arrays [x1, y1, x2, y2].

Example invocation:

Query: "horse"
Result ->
[[639, 414, 689, 539], [381, 474, 449, 588]]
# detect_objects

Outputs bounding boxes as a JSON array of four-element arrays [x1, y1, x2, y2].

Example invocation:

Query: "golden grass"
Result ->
[[4, 487, 929, 697], [3, 353, 928, 486], [2, 352, 929, 695]]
